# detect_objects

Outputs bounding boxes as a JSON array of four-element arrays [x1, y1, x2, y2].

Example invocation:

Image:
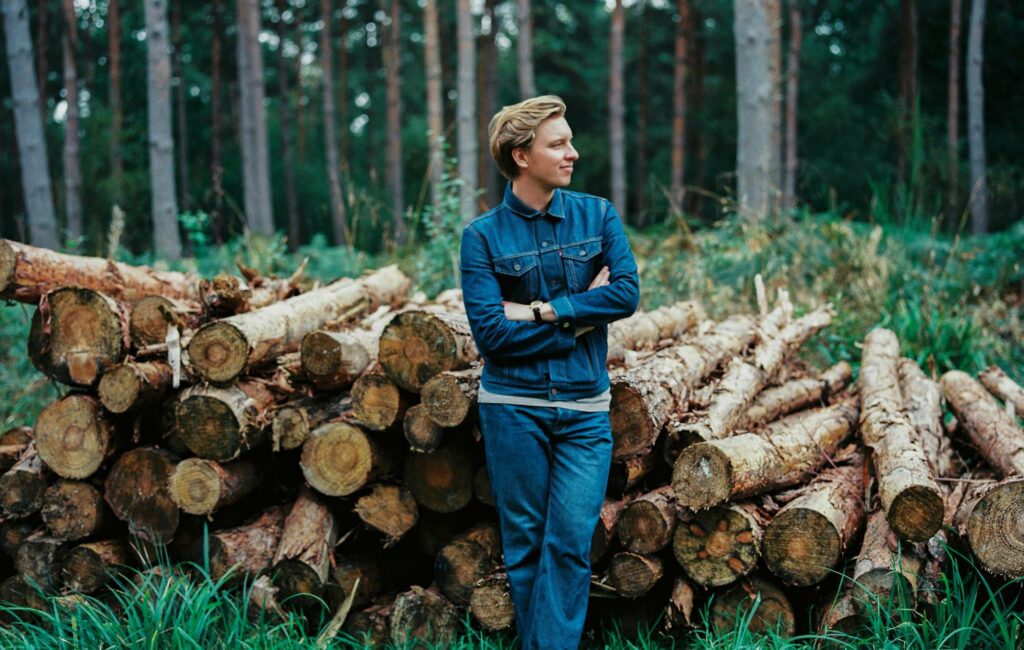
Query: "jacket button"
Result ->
[[562, 322, 570, 329], [578, 248, 585, 255], [513, 263, 521, 271], [541, 240, 549, 247]]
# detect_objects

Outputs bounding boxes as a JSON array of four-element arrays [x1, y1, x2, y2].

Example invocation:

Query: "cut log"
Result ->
[[378, 310, 478, 393], [607, 552, 664, 598], [762, 457, 866, 586], [271, 395, 351, 451], [680, 306, 835, 442], [174, 380, 275, 461], [591, 497, 629, 565], [300, 328, 378, 390], [403, 404, 445, 452], [607, 300, 705, 364], [168, 458, 260, 515], [672, 502, 766, 587], [741, 361, 852, 428], [345, 601, 393, 647], [246, 574, 286, 621], [474, 466, 494, 507], [98, 361, 175, 414], [104, 446, 180, 544], [850, 509, 922, 611], [953, 477, 1024, 578], [34, 394, 117, 479], [329, 556, 386, 611], [470, 574, 515, 631], [28, 288, 129, 386], [0, 519, 37, 557], [404, 445, 474, 513], [672, 402, 858, 510], [187, 266, 409, 383], [354, 484, 419, 546], [40, 480, 105, 541], [389, 586, 459, 647], [616, 486, 678, 555], [610, 315, 757, 460], [61, 539, 131, 593], [979, 365, 1024, 418], [819, 591, 866, 637], [208, 506, 288, 582], [858, 329, 943, 542], [710, 577, 796, 637], [420, 367, 480, 428], [0, 238, 199, 304], [0, 575, 47, 615], [198, 270, 301, 317], [301, 421, 394, 497], [0, 426, 33, 473], [940, 370, 1024, 477], [899, 358, 955, 478], [272, 488, 339, 605], [129, 295, 202, 348], [607, 451, 659, 497], [351, 371, 412, 431], [664, 577, 698, 631], [15, 533, 64, 592], [434, 522, 502, 606], [0, 447, 47, 519]]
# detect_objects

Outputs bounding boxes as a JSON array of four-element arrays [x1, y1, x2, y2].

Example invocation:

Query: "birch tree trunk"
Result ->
[[144, 0, 183, 260], [516, 0, 535, 98], [320, 0, 348, 246], [383, 0, 405, 245], [456, 0, 477, 223], [274, 0, 300, 250], [947, 0, 962, 223], [2, 0, 59, 249], [781, 0, 801, 210], [61, 0, 83, 243], [424, 0, 444, 215], [236, 0, 275, 236], [608, 0, 626, 222], [108, 0, 124, 204], [966, 0, 987, 233]]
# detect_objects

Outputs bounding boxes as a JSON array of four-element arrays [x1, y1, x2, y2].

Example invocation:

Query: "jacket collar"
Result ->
[[502, 182, 566, 220]]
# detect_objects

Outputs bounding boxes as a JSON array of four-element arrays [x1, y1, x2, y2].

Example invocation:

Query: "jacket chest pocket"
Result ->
[[561, 242, 603, 292], [493, 253, 540, 303]]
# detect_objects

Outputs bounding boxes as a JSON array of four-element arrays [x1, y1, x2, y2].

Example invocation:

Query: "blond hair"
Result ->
[[488, 95, 567, 179]]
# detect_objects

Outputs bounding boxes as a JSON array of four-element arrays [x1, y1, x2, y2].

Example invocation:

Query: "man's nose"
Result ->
[[566, 144, 579, 160]]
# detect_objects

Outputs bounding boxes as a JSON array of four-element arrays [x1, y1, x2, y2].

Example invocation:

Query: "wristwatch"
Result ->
[[530, 300, 544, 323]]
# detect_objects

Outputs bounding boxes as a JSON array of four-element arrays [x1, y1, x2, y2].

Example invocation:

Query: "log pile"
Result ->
[[2, 240, 1023, 644]]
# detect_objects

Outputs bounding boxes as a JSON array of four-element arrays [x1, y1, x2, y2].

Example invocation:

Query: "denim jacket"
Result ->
[[460, 183, 640, 401]]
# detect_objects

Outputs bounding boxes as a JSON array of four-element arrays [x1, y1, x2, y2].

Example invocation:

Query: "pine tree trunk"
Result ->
[[424, 0, 444, 214], [741, 361, 851, 428], [608, 301, 705, 366], [145, 0, 183, 260], [940, 370, 1024, 480], [389, 586, 459, 647], [966, 0, 987, 233], [61, 0, 83, 243], [320, 0, 348, 246], [476, 0, 499, 208], [456, 0, 477, 222], [0, 445, 47, 519], [664, 577, 698, 630], [591, 496, 628, 564], [352, 369, 412, 431], [171, 0, 190, 211], [954, 476, 1024, 578], [421, 367, 480, 428], [328, 556, 386, 611], [850, 509, 922, 612], [274, 0, 300, 250], [947, 0, 962, 224], [781, 0, 801, 210], [897, 0, 918, 189], [670, 0, 689, 213], [108, 0, 124, 204], [236, 0, 274, 235], [671, 502, 766, 587], [607, 451, 658, 497], [516, 0, 535, 98], [16, 533, 64, 592], [104, 446, 180, 544], [608, 0, 626, 221], [672, 402, 858, 509], [61, 540, 131, 593], [383, 0, 405, 244], [899, 358, 955, 478], [2, 0, 59, 248]]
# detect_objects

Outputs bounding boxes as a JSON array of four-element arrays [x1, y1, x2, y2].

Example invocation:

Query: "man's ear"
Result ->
[[511, 147, 529, 170]]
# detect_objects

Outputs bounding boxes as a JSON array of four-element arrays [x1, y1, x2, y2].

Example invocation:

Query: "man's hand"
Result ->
[[588, 266, 610, 290], [502, 265, 611, 322]]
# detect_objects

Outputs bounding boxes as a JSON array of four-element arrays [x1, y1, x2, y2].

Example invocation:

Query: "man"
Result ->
[[460, 95, 640, 649]]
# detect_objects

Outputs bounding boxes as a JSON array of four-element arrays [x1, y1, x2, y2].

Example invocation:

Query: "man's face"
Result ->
[[515, 116, 579, 190]]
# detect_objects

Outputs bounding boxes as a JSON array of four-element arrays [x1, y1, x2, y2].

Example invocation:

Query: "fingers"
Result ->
[[588, 266, 611, 290]]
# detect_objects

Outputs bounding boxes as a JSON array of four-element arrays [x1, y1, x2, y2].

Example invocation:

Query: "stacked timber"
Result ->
[[3, 241, 1023, 644]]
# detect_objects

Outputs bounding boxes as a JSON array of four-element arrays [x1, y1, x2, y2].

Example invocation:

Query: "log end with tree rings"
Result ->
[[763, 507, 844, 586], [353, 484, 419, 545], [352, 373, 407, 431], [273, 558, 326, 606], [672, 506, 760, 587], [169, 458, 259, 516], [616, 489, 677, 555], [61, 540, 130, 593], [469, 575, 514, 632], [186, 321, 249, 383], [129, 296, 178, 348], [887, 484, 945, 543], [378, 311, 463, 392], [28, 288, 126, 386], [300, 330, 369, 390], [403, 404, 444, 452], [97, 364, 144, 414], [710, 577, 796, 638], [964, 478, 1024, 578], [403, 446, 474, 514], [672, 443, 732, 510], [389, 586, 459, 648], [104, 446, 179, 545], [606, 552, 664, 599], [420, 372, 474, 428], [35, 394, 113, 479], [271, 405, 311, 451], [16, 535, 64, 592], [301, 421, 383, 497], [609, 382, 659, 460], [0, 452, 46, 519], [174, 385, 269, 462], [40, 480, 105, 541]]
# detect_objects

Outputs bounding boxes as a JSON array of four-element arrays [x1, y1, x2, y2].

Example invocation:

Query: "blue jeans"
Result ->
[[478, 402, 613, 650]]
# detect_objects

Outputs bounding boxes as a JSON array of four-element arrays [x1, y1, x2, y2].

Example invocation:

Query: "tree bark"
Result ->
[[35, 394, 117, 479], [15, 533, 64, 592], [966, 0, 987, 233], [271, 395, 351, 451], [456, 0, 477, 223], [186, 266, 410, 383], [314, 0, 351, 247], [174, 379, 275, 461], [858, 329, 944, 541], [516, 0, 535, 98], [781, 0, 801, 210], [168, 458, 260, 515], [108, 0, 124, 204], [208, 506, 287, 581], [236, 0, 274, 236], [40, 480, 105, 541], [272, 488, 338, 604], [383, 0, 405, 244], [899, 358, 955, 478], [608, 0, 626, 222], [404, 444, 474, 513], [424, 0, 444, 214], [664, 577, 698, 631], [633, 1, 648, 225], [434, 522, 501, 605], [0, 426, 32, 474], [979, 366, 1024, 418], [378, 310, 478, 393], [104, 446, 180, 544], [672, 501, 766, 587], [741, 361, 851, 428], [2, 0, 59, 248], [61, 540, 131, 593], [274, 0, 300, 250], [591, 496, 628, 564], [0, 446, 47, 519], [300, 327, 378, 390], [672, 401, 858, 510], [606, 450, 658, 497], [301, 420, 394, 497], [947, 0, 962, 223], [329, 555, 386, 611], [954, 476, 1024, 578], [145, 0, 183, 260], [608, 300, 705, 365], [670, 0, 689, 213], [354, 483, 418, 547], [61, 0, 83, 242], [941, 370, 1024, 478], [850, 508, 922, 612], [403, 404, 445, 453], [610, 315, 756, 460]]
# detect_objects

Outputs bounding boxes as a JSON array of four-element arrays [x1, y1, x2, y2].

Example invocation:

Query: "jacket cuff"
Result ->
[[549, 296, 576, 330]]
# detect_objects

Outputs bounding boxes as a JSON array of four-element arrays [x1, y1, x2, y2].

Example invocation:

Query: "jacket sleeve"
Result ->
[[548, 201, 640, 328], [460, 225, 576, 361]]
